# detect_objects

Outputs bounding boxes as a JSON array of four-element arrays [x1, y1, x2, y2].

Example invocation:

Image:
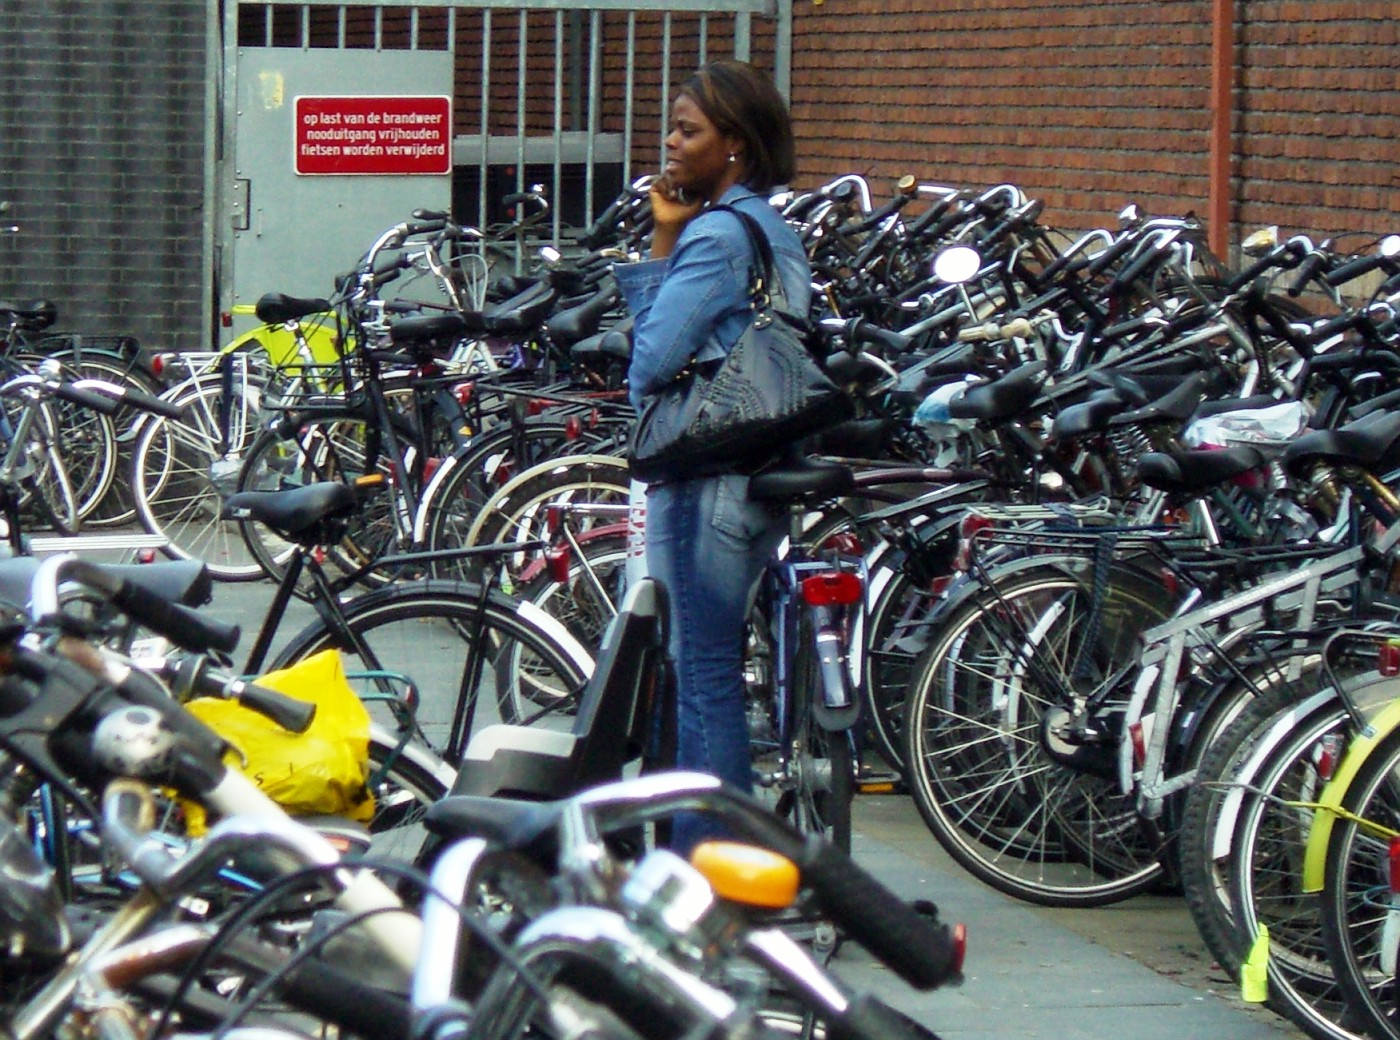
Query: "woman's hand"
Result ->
[[648, 174, 705, 260]]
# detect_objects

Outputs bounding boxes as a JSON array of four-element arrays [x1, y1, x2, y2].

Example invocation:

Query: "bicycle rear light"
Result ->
[[545, 543, 572, 584], [452, 381, 474, 406], [1389, 836, 1400, 894], [800, 571, 863, 607], [1380, 641, 1400, 677], [564, 415, 583, 441]]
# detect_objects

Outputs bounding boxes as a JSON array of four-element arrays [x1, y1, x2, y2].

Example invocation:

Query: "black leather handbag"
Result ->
[[627, 206, 853, 483]]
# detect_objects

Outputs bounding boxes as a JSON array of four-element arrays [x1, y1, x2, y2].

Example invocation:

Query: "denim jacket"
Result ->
[[614, 184, 812, 411]]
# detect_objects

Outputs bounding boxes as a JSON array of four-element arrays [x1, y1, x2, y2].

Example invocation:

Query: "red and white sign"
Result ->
[[294, 95, 452, 176]]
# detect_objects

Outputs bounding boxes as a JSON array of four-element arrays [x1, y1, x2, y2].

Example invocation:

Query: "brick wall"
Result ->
[[788, 0, 1399, 249], [0, 0, 206, 352]]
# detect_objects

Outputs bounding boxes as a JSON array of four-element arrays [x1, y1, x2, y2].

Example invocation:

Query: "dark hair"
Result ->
[[676, 59, 795, 191]]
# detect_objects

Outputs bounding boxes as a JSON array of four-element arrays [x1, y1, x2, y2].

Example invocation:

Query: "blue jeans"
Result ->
[[645, 473, 785, 855]]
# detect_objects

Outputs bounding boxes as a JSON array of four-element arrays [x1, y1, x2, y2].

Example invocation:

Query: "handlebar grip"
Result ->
[[404, 218, 448, 236], [1287, 249, 1330, 297], [54, 382, 121, 416], [119, 385, 187, 420], [1309, 307, 1374, 342], [854, 322, 913, 354], [797, 836, 964, 990], [1324, 250, 1396, 288], [110, 580, 241, 655], [1101, 242, 1165, 297], [232, 679, 317, 733], [1082, 233, 1138, 279]]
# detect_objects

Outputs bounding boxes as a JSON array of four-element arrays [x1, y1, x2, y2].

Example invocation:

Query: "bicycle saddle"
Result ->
[[748, 457, 854, 504], [388, 312, 468, 354], [1282, 408, 1400, 477], [947, 359, 1047, 423], [220, 481, 357, 546], [0, 299, 57, 330], [1135, 445, 1268, 495], [1050, 388, 1130, 440], [254, 292, 332, 324], [1106, 370, 1213, 428]]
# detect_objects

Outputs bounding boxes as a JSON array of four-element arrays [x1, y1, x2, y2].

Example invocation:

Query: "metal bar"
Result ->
[[734, 11, 750, 60], [553, 9, 565, 245], [585, 8, 601, 228], [773, 0, 791, 100], [698, 13, 707, 65], [479, 9, 491, 232], [622, 12, 635, 187], [659, 12, 672, 168]]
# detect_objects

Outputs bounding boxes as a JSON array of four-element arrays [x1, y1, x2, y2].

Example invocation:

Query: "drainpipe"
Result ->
[[1209, 0, 1234, 259]]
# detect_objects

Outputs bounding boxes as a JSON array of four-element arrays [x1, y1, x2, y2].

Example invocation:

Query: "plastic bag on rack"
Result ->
[[184, 649, 373, 833]]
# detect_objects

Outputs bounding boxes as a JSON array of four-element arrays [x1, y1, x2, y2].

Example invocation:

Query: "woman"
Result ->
[[613, 59, 811, 853]]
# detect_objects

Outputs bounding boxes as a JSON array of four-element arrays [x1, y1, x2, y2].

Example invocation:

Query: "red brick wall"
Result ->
[[788, 0, 1399, 250]]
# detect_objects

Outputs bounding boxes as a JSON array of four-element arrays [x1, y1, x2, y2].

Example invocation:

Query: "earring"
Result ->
[[728, 154, 737, 164]]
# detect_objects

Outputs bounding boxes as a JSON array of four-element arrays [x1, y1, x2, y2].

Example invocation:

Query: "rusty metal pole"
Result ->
[[1209, 0, 1234, 259]]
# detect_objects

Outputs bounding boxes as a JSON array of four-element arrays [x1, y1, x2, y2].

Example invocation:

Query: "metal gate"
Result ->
[[214, 0, 788, 338]]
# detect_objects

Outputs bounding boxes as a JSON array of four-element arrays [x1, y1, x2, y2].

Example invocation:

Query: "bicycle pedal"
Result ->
[[856, 770, 904, 795]]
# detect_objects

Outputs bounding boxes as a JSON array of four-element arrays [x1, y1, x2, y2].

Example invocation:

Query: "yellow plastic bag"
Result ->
[[184, 650, 374, 832]]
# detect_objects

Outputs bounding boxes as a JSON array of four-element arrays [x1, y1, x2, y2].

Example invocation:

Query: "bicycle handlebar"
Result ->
[[571, 773, 965, 991], [30, 555, 241, 655]]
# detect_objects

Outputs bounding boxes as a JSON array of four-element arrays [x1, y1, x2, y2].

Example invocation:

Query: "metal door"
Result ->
[[229, 46, 453, 311]]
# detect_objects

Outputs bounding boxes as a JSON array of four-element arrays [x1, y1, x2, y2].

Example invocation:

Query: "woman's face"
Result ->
[[664, 93, 742, 203]]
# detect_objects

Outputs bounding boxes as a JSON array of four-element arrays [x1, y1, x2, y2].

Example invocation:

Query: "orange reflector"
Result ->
[[689, 841, 800, 909]]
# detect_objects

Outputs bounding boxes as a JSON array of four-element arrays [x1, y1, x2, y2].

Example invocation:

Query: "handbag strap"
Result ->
[[707, 202, 799, 320]]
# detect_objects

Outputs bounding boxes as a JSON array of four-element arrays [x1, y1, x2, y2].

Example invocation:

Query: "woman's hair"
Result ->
[[676, 59, 795, 191]]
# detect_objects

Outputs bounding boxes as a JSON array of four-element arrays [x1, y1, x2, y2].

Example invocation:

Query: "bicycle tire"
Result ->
[[16, 349, 148, 526], [1317, 677, 1400, 1040], [783, 615, 854, 854], [1177, 676, 1327, 978], [901, 556, 1169, 906], [131, 374, 268, 580], [1225, 690, 1363, 1040], [269, 580, 594, 767], [362, 724, 456, 864], [419, 418, 608, 577]]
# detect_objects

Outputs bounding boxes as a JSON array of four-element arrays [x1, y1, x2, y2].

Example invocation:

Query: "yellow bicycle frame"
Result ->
[[225, 302, 342, 370], [1301, 689, 1400, 893]]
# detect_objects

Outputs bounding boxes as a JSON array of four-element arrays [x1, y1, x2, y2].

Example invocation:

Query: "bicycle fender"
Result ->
[[1211, 691, 1342, 862], [1301, 692, 1400, 893]]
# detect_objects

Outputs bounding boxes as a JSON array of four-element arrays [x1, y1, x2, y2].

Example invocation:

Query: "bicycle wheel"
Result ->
[[236, 414, 406, 587], [362, 725, 456, 864], [901, 556, 1169, 906], [16, 349, 144, 525], [269, 580, 594, 767], [0, 390, 80, 535], [131, 374, 267, 580], [781, 621, 854, 854], [1226, 690, 1364, 1040], [421, 418, 607, 578], [1318, 686, 1400, 1040], [1177, 676, 1329, 978]]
